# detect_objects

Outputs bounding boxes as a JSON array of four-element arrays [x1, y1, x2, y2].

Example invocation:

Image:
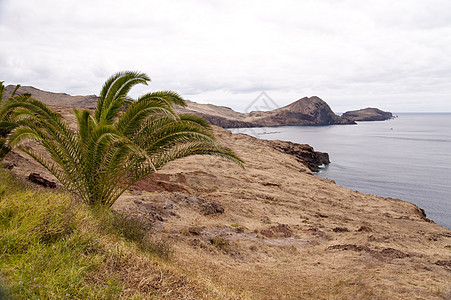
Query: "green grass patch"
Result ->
[[0, 168, 213, 299], [0, 169, 122, 298]]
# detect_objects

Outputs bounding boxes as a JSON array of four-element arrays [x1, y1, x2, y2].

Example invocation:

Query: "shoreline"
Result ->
[[231, 116, 451, 230], [2, 109, 451, 298]]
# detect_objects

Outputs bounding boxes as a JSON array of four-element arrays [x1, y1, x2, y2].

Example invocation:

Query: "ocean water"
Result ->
[[230, 113, 451, 229]]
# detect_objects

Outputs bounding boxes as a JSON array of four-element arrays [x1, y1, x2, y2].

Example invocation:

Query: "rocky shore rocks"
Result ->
[[261, 139, 330, 172]]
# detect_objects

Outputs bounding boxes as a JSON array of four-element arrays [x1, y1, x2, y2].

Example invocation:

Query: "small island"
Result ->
[[342, 107, 393, 121]]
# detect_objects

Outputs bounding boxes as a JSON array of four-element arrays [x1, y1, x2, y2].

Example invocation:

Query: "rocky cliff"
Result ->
[[262, 139, 330, 172], [342, 107, 393, 121]]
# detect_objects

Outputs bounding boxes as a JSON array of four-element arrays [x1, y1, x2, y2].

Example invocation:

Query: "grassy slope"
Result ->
[[0, 167, 239, 299]]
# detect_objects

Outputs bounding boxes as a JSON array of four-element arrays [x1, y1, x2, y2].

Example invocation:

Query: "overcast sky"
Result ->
[[1, 0, 451, 112]]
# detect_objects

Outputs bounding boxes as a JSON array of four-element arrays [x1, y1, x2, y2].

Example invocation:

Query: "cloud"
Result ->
[[1, 0, 450, 112]]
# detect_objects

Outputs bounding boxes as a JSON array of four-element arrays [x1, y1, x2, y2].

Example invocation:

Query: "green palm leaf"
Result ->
[[0, 82, 32, 161], [4, 71, 243, 206]]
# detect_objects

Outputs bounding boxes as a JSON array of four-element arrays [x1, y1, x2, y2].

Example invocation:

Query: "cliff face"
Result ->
[[342, 107, 393, 121], [261, 139, 330, 172]]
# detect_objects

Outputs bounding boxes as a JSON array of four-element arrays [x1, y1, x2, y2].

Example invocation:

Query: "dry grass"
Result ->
[[4, 117, 451, 299], [112, 127, 451, 299], [0, 167, 243, 299]]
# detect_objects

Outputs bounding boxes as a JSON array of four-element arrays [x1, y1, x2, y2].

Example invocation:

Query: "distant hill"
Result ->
[[342, 107, 393, 121], [178, 96, 356, 127], [3, 85, 98, 109], [4, 85, 358, 127]]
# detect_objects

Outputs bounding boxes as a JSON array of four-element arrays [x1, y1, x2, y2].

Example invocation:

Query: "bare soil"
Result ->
[[4, 106, 451, 299]]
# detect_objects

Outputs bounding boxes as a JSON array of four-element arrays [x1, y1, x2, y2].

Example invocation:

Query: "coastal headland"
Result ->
[[2, 86, 450, 299], [4, 85, 393, 126], [176, 97, 356, 127]]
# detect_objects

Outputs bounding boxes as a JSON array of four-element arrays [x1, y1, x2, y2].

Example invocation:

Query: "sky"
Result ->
[[1, 0, 451, 113]]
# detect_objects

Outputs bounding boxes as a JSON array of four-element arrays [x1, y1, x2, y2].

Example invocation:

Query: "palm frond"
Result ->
[[137, 90, 186, 107], [74, 108, 97, 146], [0, 137, 11, 160], [3, 71, 243, 206], [0, 83, 32, 160], [151, 140, 244, 170], [96, 71, 150, 124], [116, 97, 177, 136], [8, 100, 81, 164], [0, 82, 4, 105], [11, 84, 21, 97], [179, 113, 214, 129]]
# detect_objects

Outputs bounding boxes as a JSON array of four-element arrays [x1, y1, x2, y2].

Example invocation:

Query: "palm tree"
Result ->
[[0, 82, 31, 161], [5, 71, 243, 206]]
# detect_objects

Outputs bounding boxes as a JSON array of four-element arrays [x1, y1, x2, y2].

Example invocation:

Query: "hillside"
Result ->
[[3, 104, 450, 299], [0, 168, 235, 299], [3, 85, 97, 109], [179, 96, 355, 127], [4, 85, 355, 127]]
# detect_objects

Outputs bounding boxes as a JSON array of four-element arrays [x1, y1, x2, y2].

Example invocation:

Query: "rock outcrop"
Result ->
[[261, 139, 330, 172], [342, 107, 393, 121]]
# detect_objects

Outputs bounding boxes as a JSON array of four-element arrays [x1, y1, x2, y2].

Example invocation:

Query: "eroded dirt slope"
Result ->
[[4, 107, 450, 299], [112, 127, 451, 299]]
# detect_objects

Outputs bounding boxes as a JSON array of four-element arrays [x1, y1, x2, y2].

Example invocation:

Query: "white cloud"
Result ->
[[1, 0, 450, 112]]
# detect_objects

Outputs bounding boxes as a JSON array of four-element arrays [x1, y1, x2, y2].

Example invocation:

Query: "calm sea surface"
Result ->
[[230, 113, 451, 229]]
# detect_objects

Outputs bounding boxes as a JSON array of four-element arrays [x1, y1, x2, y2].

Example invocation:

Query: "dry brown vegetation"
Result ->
[[4, 106, 451, 299]]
